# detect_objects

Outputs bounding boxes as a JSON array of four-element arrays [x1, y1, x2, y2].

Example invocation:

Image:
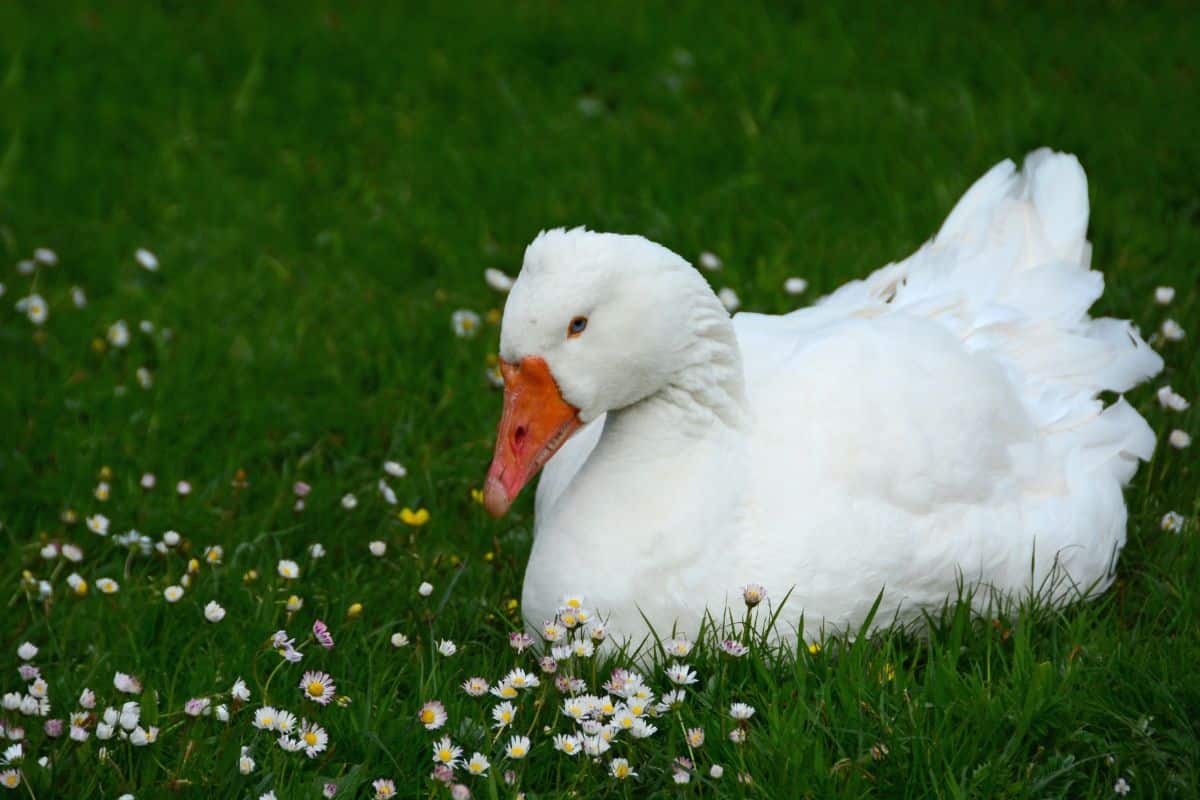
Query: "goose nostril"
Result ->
[[513, 425, 527, 449]]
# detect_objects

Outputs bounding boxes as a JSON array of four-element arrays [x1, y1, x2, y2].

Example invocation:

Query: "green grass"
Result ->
[[1, 2, 1198, 798]]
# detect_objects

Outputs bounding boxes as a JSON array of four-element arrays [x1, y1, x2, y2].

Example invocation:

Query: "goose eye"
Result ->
[[567, 316, 588, 337]]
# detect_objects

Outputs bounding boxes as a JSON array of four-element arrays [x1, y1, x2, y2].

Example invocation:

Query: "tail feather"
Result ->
[[822, 148, 1163, 485]]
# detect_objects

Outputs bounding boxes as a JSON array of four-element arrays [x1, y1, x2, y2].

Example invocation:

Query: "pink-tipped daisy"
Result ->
[[418, 700, 447, 730], [313, 620, 334, 649]]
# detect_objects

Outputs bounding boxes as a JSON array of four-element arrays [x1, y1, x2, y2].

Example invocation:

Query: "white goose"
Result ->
[[483, 149, 1163, 646]]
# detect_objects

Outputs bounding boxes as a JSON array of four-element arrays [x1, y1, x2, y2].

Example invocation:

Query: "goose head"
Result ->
[[483, 227, 738, 517]]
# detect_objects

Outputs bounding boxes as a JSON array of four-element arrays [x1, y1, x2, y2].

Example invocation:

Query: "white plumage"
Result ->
[[497, 149, 1162, 645]]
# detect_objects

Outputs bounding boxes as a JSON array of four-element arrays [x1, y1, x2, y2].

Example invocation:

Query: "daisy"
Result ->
[[300, 671, 336, 705], [1169, 429, 1191, 449], [418, 581, 433, 597], [698, 251, 722, 271], [461, 677, 489, 697], [485, 268, 514, 292], [553, 733, 582, 755], [94, 482, 110, 501], [729, 728, 747, 743], [204, 601, 226, 622], [252, 707, 278, 730], [729, 702, 756, 720], [572, 639, 595, 658], [140, 472, 156, 489], [383, 460, 407, 478], [741, 583, 767, 607], [582, 734, 611, 756], [71, 286, 86, 307], [490, 681, 518, 700], [390, 632, 410, 648], [665, 663, 698, 686], [278, 735, 304, 752], [277, 559, 300, 579], [504, 668, 539, 690], [418, 700, 447, 730], [274, 709, 297, 735], [541, 620, 565, 642], [431, 736, 463, 769], [67, 573, 88, 596], [377, 480, 397, 505], [341, 493, 358, 510], [784, 277, 809, 295], [16, 644, 36, 661], [1157, 385, 1190, 411], [86, 514, 110, 536], [20, 294, 48, 325], [561, 696, 590, 721], [717, 287, 740, 312], [308, 542, 325, 557], [160, 585, 182, 603], [491, 701, 517, 729], [630, 718, 657, 738], [286, 595, 303, 611], [710, 765, 724, 778], [299, 720, 328, 758], [204, 545, 223, 564], [313, 620, 334, 649], [663, 636, 693, 657], [1162, 318, 1185, 341], [720, 640, 749, 657], [508, 632, 534, 652], [372, 779, 396, 799], [1155, 286, 1175, 304], [184, 698, 210, 717], [1114, 777, 1131, 796], [504, 735, 530, 759], [0, 770, 19, 789], [1161, 512, 1185, 533], [369, 540, 386, 556], [465, 752, 490, 776], [113, 672, 142, 694], [687, 726, 705, 747], [97, 578, 119, 595], [660, 689, 687, 709], [610, 757, 636, 779], [451, 309, 481, 338], [135, 248, 159, 271], [79, 689, 96, 709], [238, 750, 255, 774]]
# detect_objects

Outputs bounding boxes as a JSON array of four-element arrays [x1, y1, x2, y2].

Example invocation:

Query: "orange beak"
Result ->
[[483, 356, 582, 517]]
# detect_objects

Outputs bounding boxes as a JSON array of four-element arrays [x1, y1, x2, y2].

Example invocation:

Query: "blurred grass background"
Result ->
[[0, 2, 1197, 798]]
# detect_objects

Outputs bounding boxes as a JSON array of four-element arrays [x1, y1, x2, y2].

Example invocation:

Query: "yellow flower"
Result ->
[[244, 569, 259, 584], [808, 642, 822, 655], [347, 602, 363, 619], [188, 558, 201, 573], [98, 465, 113, 481], [74, 579, 89, 596], [485, 308, 502, 325], [399, 507, 430, 527], [505, 598, 519, 613], [484, 551, 495, 562], [286, 595, 303, 611], [470, 488, 484, 505]]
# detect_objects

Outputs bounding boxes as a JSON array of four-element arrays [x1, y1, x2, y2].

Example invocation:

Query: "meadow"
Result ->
[[1, 2, 1198, 798]]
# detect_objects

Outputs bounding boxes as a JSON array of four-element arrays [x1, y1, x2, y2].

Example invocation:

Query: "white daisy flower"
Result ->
[[553, 733, 582, 755], [239, 751, 255, 774], [113, 673, 142, 694], [16, 260, 35, 274], [698, 252, 722, 271], [16, 643, 36, 661], [1157, 385, 1190, 411], [431, 735, 462, 768], [484, 268, 514, 292], [277, 559, 300, 579], [1161, 511, 1185, 533], [1169, 429, 1192, 449], [136, 367, 153, 389], [717, 287, 740, 312], [163, 585, 183, 603], [1162, 318, 1185, 341], [309, 542, 325, 558], [274, 709, 297, 735], [504, 735, 530, 759], [299, 720, 328, 758], [710, 764, 724, 778], [418, 581, 433, 597], [465, 752, 490, 776], [451, 309, 481, 338], [437, 640, 457, 657], [784, 277, 809, 295], [1155, 286, 1175, 304], [107, 320, 130, 348], [21, 294, 48, 325], [504, 668, 539, 690], [418, 700, 447, 730], [33, 248, 57, 266], [162, 530, 180, 546], [61, 543, 82, 562], [204, 601, 226, 623], [135, 249, 159, 272], [729, 702, 756, 720], [377, 479, 397, 505], [372, 779, 397, 799], [176, 480, 191, 496], [390, 632, 410, 648], [252, 707, 278, 730], [341, 493, 358, 510], [491, 701, 517, 729], [462, 677, 489, 696], [369, 541, 387, 557], [383, 460, 407, 478], [610, 757, 636, 779], [96, 578, 119, 595], [0, 769, 19, 789], [490, 681, 518, 700], [665, 663, 698, 686], [741, 583, 767, 607], [71, 286, 87, 307]]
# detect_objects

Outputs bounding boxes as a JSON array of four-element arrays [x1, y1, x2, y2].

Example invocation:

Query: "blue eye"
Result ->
[[568, 316, 588, 337]]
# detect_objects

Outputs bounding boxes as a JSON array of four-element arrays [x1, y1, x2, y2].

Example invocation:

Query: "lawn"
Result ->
[[1, 2, 1197, 798]]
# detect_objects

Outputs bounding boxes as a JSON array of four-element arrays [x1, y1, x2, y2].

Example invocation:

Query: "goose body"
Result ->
[[484, 149, 1162, 646]]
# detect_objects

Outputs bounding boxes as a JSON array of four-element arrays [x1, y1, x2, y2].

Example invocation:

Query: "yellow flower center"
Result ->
[[615, 764, 629, 778], [499, 687, 516, 698], [511, 746, 525, 757], [304, 732, 319, 746], [307, 681, 325, 696], [420, 709, 435, 723]]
